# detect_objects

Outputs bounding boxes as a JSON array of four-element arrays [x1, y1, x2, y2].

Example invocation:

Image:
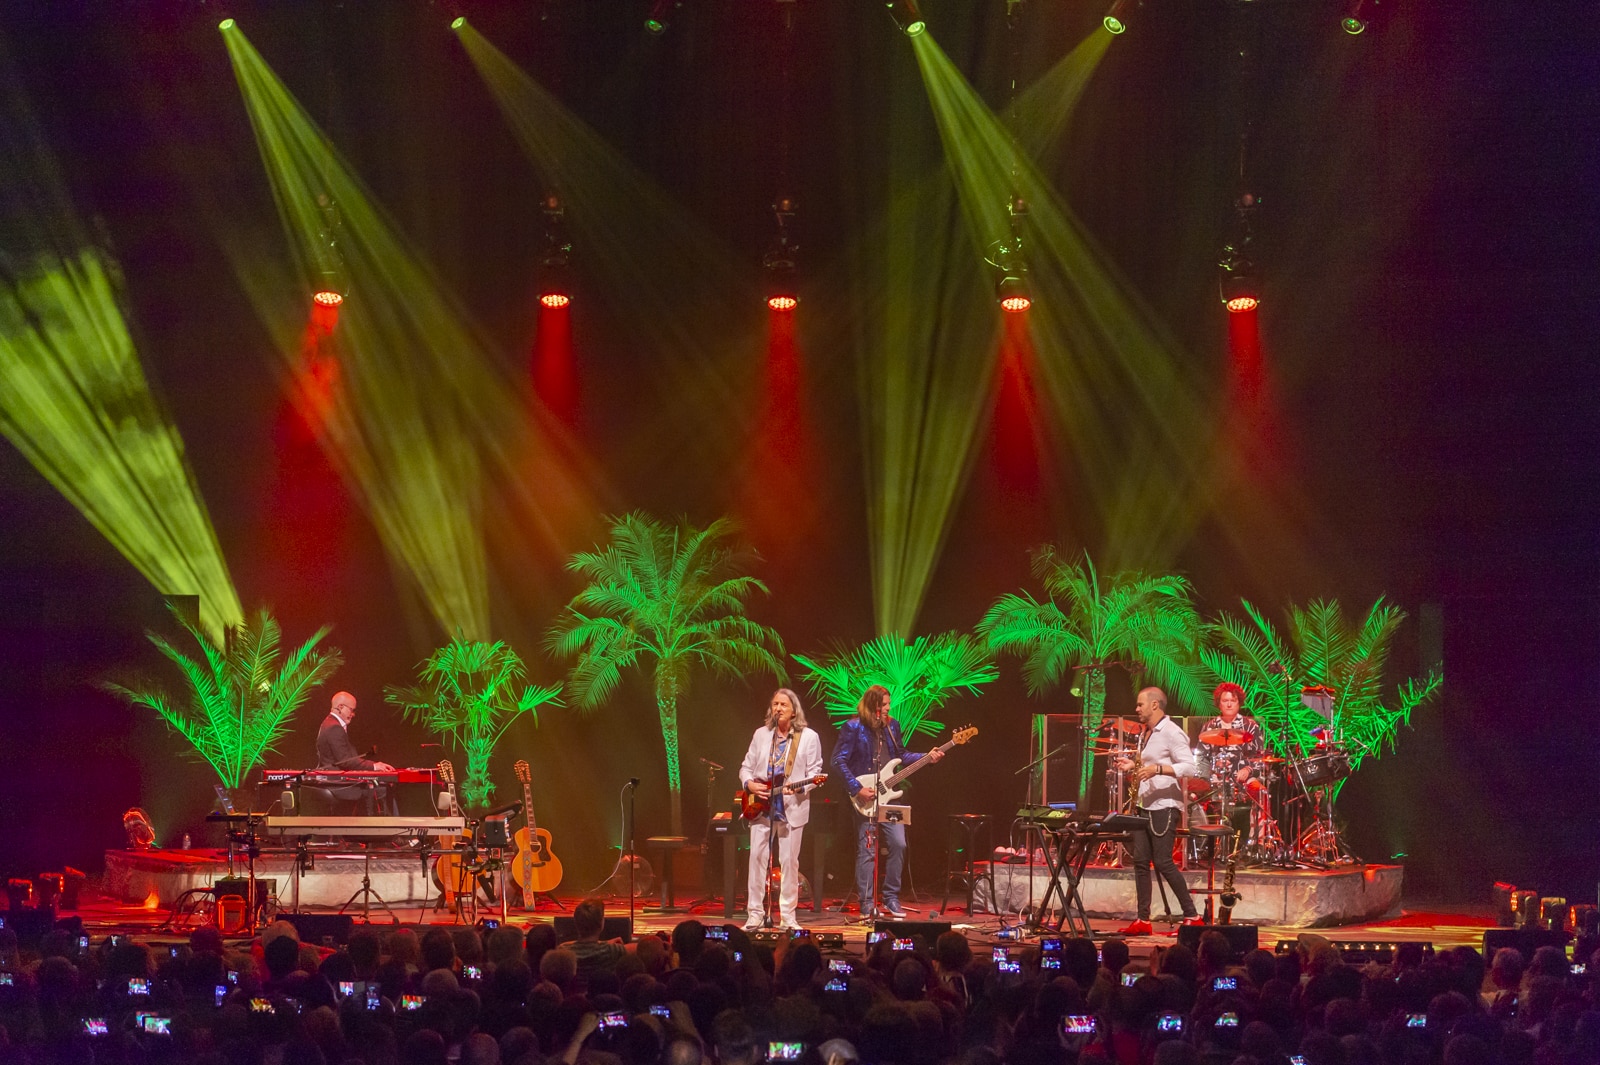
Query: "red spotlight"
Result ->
[[1000, 294, 1032, 313], [312, 289, 343, 307], [1225, 295, 1259, 313], [767, 294, 797, 312], [540, 292, 571, 309]]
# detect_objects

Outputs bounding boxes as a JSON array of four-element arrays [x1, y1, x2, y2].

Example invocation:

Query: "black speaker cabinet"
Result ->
[[1176, 923, 1258, 954], [551, 916, 634, 943], [286, 913, 355, 946], [213, 877, 275, 908], [1483, 927, 1570, 957], [871, 919, 952, 945]]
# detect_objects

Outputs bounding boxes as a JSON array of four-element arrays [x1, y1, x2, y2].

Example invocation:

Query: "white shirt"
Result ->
[[1137, 716, 1197, 811], [738, 725, 824, 828]]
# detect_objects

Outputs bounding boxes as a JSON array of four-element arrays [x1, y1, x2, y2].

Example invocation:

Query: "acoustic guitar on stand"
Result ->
[[510, 759, 563, 898], [738, 775, 828, 821], [849, 726, 978, 816]]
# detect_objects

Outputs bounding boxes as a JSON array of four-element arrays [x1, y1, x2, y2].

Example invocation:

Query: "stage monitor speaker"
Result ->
[[1176, 923, 1258, 954], [1483, 927, 1570, 957], [286, 913, 355, 946], [551, 916, 633, 943], [872, 919, 952, 945], [214, 877, 275, 909]]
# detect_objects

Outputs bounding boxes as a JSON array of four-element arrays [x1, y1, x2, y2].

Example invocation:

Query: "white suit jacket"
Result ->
[[738, 725, 825, 828]]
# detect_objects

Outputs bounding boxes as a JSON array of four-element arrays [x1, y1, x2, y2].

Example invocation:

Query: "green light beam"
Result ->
[[453, 24, 764, 474], [222, 25, 606, 638], [911, 33, 1300, 572], [0, 39, 242, 641]]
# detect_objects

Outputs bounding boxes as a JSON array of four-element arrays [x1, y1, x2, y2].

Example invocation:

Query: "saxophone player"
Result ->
[[1113, 687, 1203, 935]]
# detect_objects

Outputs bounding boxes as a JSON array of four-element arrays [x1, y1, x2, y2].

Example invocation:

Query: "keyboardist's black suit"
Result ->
[[314, 714, 397, 815]]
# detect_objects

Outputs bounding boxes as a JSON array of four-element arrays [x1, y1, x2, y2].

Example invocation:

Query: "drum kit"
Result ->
[[1090, 714, 1358, 870]]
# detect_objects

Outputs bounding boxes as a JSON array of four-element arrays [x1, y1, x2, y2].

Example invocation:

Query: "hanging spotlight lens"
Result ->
[[1341, 0, 1369, 34], [1103, 0, 1133, 34], [218, 18, 236, 31], [885, 0, 926, 36], [451, 16, 466, 30], [997, 275, 1032, 314], [312, 289, 344, 307]]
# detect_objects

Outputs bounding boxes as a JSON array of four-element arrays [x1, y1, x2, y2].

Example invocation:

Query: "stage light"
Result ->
[[997, 275, 1031, 313], [886, 0, 926, 36], [1103, 0, 1133, 34], [645, 0, 674, 34], [763, 195, 799, 311], [1218, 197, 1259, 313], [1341, 0, 1368, 34], [537, 191, 574, 309], [312, 289, 343, 307], [219, 18, 235, 31], [452, 17, 466, 30]]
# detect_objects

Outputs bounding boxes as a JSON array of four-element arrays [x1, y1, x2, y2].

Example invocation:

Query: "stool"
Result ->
[[1187, 824, 1235, 925], [939, 814, 995, 916], [646, 836, 689, 912]]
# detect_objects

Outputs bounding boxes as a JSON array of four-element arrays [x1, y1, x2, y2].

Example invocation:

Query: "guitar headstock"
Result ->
[[952, 726, 979, 745], [514, 760, 531, 786], [436, 760, 456, 786]]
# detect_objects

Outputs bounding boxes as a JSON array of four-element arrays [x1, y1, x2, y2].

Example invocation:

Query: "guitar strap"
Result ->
[[780, 726, 803, 783]]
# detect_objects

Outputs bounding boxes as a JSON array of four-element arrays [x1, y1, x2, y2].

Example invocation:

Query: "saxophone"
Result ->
[[1127, 730, 1148, 811], [1218, 842, 1241, 923]]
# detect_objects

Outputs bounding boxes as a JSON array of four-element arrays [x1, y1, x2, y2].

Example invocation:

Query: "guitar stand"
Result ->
[[339, 842, 398, 924]]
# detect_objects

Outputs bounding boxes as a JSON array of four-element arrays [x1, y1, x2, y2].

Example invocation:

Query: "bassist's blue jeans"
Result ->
[[854, 816, 906, 912]]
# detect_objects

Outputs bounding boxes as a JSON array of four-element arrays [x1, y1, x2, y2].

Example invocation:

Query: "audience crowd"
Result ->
[[2, 897, 1599, 1065]]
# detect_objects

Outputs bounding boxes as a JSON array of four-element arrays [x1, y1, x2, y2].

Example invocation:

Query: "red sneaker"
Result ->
[[1180, 916, 1206, 927], [1116, 919, 1154, 936]]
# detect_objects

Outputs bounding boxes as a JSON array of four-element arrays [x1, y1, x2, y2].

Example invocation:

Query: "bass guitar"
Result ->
[[850, 726, 978, 816], [738, 774, 828, 821], [510, 759, 563, 898]]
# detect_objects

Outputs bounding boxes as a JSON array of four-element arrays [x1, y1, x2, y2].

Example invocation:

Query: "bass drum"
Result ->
[[1294, 747, 1352, 788]]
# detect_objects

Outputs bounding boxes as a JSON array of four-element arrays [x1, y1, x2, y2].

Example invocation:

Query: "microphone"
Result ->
[[626, 778, 640, 788], [699, 758, 724, 771]]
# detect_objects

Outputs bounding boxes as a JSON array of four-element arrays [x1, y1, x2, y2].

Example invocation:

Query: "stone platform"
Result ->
[[104, 848, 440, 910], [974, 860, 1403, 927]]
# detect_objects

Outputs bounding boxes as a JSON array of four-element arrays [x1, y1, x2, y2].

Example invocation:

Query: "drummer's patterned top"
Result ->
[[1198, 713, 1265, 801]]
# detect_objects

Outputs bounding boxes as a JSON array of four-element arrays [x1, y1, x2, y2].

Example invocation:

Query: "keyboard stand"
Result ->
[[339, 842, 398, 924]]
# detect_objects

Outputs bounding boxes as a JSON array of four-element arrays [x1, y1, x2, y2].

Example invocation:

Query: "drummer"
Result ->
[[1199, 682, 1265, 802]]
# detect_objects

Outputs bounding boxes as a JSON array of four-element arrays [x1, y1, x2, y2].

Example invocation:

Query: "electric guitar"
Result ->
[[738, 774, 828, 821], [510, 759, 563, 897], [850, 726, 978, 816]]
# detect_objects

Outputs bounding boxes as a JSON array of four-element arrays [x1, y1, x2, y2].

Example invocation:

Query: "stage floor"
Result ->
[[88, 847, 1493, 958]]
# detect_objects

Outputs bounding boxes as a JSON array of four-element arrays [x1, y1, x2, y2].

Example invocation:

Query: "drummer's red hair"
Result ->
[[1212, 682, 1246, 709]]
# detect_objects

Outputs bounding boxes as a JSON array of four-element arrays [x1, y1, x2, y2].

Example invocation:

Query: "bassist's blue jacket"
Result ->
[[831, 718, 925, 802]]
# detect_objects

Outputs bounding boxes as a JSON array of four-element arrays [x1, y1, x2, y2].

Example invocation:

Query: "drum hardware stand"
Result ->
[[1010, 743, 1068, 934]]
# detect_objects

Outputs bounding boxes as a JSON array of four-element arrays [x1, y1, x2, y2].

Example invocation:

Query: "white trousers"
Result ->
[[747, 817, 804, 925]]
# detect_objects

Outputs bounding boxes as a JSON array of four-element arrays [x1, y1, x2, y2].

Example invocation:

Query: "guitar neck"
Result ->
[[885, 737, 957, 787], [522, 781, 536, 832]]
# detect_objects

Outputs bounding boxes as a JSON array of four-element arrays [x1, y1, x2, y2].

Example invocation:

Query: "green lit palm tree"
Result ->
[[1202, 597, 1441, 794], [795, 632, 996, 739], [103, 604, 342, 788], [977, 547, 1205, 805], [547, 513, 786, 835], [385, 634, 563, 808]]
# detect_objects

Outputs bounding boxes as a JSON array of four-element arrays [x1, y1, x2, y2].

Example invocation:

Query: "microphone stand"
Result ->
[[624, 778, 639, 933]]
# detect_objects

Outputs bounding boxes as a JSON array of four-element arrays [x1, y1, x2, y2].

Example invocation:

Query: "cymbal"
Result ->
[[1101, 719, 1145, 735], [1255, 755, 1285, 764], [1199, 727, 1253, 747]]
